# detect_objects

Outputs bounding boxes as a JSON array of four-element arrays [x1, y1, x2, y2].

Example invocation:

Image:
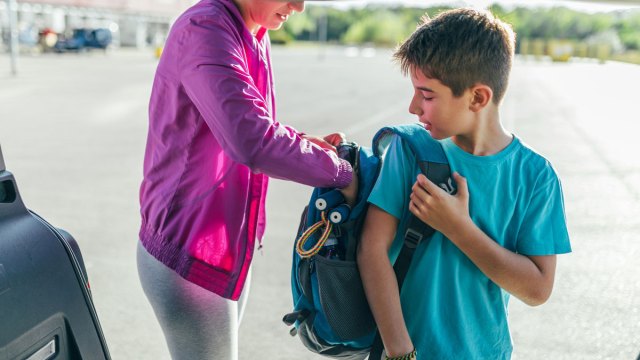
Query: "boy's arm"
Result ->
[[410, 173, 556, 306], [358, 205, 414, 357]]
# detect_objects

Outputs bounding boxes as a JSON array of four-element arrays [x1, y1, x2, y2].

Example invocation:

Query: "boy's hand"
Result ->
[[409, 172, 471, 236]]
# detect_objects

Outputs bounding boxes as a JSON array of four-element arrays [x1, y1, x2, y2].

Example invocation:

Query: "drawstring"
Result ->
[[295, 211, 333, 258]]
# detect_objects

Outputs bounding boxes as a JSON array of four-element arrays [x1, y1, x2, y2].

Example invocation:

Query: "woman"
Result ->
[[136, 0, 356, 359]]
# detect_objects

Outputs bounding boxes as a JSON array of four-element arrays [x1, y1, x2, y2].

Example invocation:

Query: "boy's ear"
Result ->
[[468, 84, 493, 112]]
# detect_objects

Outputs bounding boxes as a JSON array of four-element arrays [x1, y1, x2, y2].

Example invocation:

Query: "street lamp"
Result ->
[[318, 8, 327, 60], [6, 0, 18, 76]]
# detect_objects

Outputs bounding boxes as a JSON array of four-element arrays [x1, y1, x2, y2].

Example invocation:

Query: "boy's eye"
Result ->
[[419, 91, 433, 101]]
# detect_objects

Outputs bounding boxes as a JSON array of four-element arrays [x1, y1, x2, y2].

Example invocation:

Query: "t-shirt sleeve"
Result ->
[[367, 135, 415, 220], [516, 166, 572, 255]]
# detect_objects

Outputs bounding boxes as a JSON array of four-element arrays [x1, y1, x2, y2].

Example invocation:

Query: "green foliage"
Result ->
[[619, 31, 640, 50], [280, 10, 316, 41], [283, 11, 316, 38], [336, 6, 453, 46], [617, 12, 640, 50], [279, 3, 640, 59], [341, 9, 408, 46], [269, 28, 293, 45], [323, 8, 356, 42]]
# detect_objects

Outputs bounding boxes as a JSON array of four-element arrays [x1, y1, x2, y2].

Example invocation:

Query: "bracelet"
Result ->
[[385, 348, 417, 360]]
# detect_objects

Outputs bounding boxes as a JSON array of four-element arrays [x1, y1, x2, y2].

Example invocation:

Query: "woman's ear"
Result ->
[[469, 84, 493, 112]]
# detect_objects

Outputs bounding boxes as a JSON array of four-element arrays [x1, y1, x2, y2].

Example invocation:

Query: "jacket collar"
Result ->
[[220, 0, 268, 41]]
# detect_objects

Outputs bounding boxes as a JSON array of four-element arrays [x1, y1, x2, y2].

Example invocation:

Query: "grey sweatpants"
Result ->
[[137, 241, 251, 360]]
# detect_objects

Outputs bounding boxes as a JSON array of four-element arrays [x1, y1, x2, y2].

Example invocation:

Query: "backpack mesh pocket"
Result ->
[[314, 255, 376, 341]]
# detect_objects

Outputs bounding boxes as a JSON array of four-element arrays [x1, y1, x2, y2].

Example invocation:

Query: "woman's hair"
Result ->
[[394, 8, 516, 104]]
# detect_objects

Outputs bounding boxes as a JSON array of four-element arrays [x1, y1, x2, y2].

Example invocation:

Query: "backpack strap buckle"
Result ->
[[282, 309, 310, 327], [403, 227, 423, 249]]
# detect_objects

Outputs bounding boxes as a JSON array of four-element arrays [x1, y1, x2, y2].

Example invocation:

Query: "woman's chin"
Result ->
[[263, 22, 284, 31]]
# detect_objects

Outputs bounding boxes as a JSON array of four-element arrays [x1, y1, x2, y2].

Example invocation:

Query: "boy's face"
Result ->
[[408, 67, 473, 140]]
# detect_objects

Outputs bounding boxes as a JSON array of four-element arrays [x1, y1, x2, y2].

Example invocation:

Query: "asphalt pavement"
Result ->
[[0, 46, 639, 359]]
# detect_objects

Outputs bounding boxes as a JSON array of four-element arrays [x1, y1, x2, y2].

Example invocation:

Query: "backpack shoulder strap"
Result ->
[[374, 123, 445, 162], [371, 122, 455, 278], [369, 124, 455, 360], [374, 123, 453, 194]]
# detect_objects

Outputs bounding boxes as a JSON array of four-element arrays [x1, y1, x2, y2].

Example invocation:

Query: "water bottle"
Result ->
[[323, 236, 344, 260], [337, 141, 357, 166]]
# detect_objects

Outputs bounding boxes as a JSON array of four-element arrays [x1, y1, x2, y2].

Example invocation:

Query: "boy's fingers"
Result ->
[[410, 192, 423, 207], [453, 172, 468, 197], [410, 200, 430, 221], [412, 181, 431, 201], [409, 201, 416, 215], [417, 174, 443, 195], [409, 200, 422, 215]]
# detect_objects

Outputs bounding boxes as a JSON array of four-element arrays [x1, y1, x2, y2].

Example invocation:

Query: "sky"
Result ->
[[321, 0, 640, 13]]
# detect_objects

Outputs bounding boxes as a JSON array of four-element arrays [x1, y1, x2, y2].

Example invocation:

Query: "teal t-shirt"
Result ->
[[368, 134, 571, 360]]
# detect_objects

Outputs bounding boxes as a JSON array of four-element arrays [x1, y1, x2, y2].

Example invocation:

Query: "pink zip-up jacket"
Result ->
[[139, 0, 353, 300]]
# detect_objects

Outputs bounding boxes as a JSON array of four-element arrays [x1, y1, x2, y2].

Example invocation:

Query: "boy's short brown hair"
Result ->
[[394, 8, 516, 104]]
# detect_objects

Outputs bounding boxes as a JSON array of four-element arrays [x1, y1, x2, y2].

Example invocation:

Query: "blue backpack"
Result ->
[[283, 124, 455, 359]]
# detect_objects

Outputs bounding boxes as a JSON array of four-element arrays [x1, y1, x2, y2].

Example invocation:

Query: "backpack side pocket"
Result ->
[[314, 255, 376, 341]]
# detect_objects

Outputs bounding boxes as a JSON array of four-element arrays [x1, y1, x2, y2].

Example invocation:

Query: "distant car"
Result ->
[[54, 28, 112, 52]]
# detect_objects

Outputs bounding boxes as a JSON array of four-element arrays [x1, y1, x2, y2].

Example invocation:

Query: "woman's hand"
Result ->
[[323, 132, 346, 147], [302, 133, 342, 154], [303, 134, 336, 153], [303, 132, 356, 204]]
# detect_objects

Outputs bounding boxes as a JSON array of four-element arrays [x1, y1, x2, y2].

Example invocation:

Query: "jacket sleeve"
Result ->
[[178, 16, 352, 189]]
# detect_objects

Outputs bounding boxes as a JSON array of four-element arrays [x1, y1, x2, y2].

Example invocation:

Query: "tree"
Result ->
[[341, 9, 407, 46]]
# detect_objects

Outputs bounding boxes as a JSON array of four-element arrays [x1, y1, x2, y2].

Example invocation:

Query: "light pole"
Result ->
[[318, 8, 327, 60], [6, 0, 18, 76]]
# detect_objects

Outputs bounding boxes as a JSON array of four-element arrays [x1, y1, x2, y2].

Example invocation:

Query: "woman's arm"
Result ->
[[358, 205, 414, 357], [178, 17, 352, 189]]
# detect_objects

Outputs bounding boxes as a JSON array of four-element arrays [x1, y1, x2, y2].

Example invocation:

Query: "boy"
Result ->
[[358, 8, 571, 360]]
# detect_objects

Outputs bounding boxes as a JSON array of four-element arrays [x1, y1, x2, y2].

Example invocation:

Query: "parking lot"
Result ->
[[1, 47, 639, 359]]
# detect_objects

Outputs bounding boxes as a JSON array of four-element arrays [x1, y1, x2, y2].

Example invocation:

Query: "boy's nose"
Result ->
[[288, 1, 305, 12], [409, 97, 423, 116]]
